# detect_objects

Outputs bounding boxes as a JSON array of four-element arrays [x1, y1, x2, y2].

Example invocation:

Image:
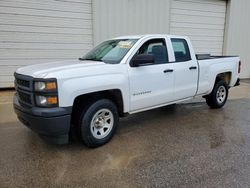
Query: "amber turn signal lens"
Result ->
[[46, 82, 57, 90], [47, 96, 58, 104]]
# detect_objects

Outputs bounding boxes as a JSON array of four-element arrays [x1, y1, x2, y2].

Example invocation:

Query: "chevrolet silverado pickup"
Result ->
[[13, 34, 241, 147]]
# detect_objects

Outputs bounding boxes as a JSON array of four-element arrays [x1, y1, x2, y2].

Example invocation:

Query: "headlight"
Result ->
[[34, 79, 58, 107], [34, 81, 57, 92], [35, 95, 58, 107]]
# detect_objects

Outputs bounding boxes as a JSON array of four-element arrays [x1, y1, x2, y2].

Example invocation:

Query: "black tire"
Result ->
[[78, 99, 119, 148], [206, 80, 228, 109]]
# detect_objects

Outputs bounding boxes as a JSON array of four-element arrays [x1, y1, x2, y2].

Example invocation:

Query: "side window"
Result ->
[[137, 39, 168, 64], [171, 38, 191, 62]]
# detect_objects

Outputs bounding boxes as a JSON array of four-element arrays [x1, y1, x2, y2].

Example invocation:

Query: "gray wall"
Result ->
[[92, 0, 171, 45], [0, 0, 93, 87], [0, 0, 249, 88], [93, 0, 250, 78], [224, 0, 250, 78], [170, 0, 226, 55]]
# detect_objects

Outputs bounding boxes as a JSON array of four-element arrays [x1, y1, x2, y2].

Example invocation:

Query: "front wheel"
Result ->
[[205, 80, 229, 109], [78, 99, 119, 148]]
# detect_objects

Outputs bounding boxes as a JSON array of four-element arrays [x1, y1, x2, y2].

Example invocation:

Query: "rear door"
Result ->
[[171, 38, 198, 100], [128, 38, 175, 112]]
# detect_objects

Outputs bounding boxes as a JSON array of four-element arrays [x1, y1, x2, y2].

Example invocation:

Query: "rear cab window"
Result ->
[[171, 38, 191, 62]]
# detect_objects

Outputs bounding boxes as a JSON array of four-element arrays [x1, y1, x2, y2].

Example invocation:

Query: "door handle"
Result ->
[[163, 69, 174, 73], [189, 66, 197, 70]]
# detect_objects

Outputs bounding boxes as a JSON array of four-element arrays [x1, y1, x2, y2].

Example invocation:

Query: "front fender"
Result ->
[[57, 74, 130, 112]]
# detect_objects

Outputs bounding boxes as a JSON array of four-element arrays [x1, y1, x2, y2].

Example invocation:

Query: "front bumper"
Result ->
[[13, 94, 72, 144]]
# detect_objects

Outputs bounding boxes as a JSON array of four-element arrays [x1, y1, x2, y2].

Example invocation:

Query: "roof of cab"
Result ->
[[113, 34, 186, 40]]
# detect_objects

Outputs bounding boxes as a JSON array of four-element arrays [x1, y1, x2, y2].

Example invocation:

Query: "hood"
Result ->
[[16, 59, 106, 78]]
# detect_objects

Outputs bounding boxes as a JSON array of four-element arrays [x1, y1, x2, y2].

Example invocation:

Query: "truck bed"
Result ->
[[196, 54, 240, 96], [196, 54, 239, 60]]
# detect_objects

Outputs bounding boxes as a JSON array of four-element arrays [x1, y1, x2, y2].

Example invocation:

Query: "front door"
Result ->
[[128, 38, 175, 112]]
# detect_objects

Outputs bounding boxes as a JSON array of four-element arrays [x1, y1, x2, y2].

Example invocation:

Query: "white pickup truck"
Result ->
[[14, 34, 241, 147]]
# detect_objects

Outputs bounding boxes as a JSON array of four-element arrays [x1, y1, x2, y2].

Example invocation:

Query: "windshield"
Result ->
[[80, 39, 138, 64]]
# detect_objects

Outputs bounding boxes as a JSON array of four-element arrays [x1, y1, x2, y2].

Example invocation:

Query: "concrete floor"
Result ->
[[0, 82, 250, 188]]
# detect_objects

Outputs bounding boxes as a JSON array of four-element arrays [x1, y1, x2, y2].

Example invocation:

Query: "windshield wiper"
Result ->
[[79, 57, 93, 61], [78, 57, 85, 61], [78, 57, 103, 62]]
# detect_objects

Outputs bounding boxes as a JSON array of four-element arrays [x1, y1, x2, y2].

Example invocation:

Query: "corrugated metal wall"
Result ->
[[92, 0, 171, 45], [93, 0, 227, 55], [224, 0, 250, 78], [0, 0, 93, 88], [0, 0, 249, 88], [170, 0, 226, 55]]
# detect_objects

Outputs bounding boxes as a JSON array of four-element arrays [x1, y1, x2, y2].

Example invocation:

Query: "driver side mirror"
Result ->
[[130, 54, 155, 67]]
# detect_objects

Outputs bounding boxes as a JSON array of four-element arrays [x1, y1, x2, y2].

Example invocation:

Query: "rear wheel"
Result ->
[[206, 80, 228, 109], [78, 99, 119, 148]]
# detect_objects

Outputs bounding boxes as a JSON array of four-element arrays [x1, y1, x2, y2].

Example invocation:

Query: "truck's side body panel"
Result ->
[[169, 36, 199, 100], [57, 64, 130, 112], [197, 57, 240, 95], [171, 60, 198, 100], [126, 36, 175, 111], [128, 62, 175, 111]]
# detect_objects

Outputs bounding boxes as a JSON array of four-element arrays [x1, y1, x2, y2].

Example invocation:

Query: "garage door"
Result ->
[[0, 0, 93, 88], [170, 0, 226, 55]]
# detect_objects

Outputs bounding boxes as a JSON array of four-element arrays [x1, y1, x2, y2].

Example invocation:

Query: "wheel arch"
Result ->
[[203, 72, 232, 98], [215, 72, 232, 85], [71, 89, 125, 124]]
